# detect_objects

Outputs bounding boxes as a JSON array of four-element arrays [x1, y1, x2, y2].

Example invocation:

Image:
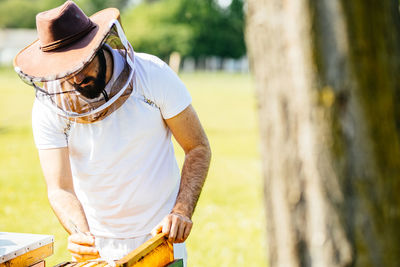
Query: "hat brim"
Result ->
[[14, 8, 120, 81]]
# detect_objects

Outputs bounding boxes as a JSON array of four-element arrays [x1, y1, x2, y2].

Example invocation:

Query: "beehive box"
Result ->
[[54, 233, 183, 267], [0, 232, 54, 267]]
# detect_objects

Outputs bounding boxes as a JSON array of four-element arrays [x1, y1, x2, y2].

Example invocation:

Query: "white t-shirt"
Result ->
[[32, 51, 192, 238]]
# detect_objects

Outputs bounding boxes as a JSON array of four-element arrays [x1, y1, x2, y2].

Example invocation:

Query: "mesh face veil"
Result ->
[[16, 20, 134, 121]]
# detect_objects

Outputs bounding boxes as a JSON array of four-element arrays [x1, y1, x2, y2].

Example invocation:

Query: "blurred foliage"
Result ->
[[123, 0, 246, 60], [74, 0, 130, 15], [0, 0, 246, 59], [178, 0, 245, 59], [122, 0, 193, 60], [0, 0, 60, 28], [0, 0, 129, 28]]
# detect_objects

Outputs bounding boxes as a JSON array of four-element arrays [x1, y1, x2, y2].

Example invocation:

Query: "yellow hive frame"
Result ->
[[115, 233, 174, 267]]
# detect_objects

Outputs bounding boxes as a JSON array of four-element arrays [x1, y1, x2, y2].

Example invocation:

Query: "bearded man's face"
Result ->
[[68, 49, 107, 99]]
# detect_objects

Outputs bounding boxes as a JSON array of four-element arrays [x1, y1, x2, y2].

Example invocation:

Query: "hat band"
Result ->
[[40, 22, 96, 52]]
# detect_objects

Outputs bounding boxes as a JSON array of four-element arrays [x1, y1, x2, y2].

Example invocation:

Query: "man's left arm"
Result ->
[[152, 104, 211, 243]]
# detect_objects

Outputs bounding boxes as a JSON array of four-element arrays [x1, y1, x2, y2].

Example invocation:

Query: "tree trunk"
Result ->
[[246, 1, 400, 266]]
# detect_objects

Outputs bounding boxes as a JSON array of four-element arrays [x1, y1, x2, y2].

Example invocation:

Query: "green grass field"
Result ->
[[0, 67, 267, 266]]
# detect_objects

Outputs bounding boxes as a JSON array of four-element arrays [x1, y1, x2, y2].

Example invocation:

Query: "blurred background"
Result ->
[[0, 0, 266, 266], [0, 0, 247, 71]]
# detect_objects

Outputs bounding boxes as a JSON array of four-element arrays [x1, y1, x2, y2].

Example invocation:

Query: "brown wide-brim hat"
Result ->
[[14, 0, 120, 81]]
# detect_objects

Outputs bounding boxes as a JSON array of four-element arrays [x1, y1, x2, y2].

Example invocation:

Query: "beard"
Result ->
[[73, 75, 106, 99], [73, 48, 107, 99]]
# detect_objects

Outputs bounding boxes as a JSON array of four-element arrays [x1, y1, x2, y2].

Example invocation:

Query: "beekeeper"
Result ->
[[13, 1, 211, 265]]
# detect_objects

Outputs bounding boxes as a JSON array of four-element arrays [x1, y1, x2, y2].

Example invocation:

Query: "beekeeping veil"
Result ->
[[13, 1, 135, 123]]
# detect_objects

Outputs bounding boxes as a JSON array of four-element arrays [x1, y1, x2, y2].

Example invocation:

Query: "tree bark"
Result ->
[[246, 1, 400, 266]]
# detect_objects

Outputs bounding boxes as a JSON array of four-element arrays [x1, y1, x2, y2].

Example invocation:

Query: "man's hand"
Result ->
[[151, 213, 193, 243], [68, 233, 100, 262]]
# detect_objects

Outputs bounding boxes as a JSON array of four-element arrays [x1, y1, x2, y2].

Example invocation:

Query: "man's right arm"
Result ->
[[38, 147, 99, 261]]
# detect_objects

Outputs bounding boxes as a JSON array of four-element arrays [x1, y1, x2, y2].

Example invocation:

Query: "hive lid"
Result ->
[[0, 232, 54, 263]]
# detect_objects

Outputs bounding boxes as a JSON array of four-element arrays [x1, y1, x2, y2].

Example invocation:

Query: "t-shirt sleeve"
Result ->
[[148, 57, 192, 119], [32, 99, 68, 149]]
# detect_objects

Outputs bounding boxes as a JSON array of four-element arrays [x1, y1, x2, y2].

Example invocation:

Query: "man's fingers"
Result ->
[[151, 224, 163, 236], [68, 233, 95, 246], [68, 233, 99, 262], [183, 221, 193, 241], [71, 253, 100, 262], [162, 216, 172, 235], [176, 223, 186, 243], [168, 215, 179, 242], [176, 215, 193, 243], [67, 242, 98, 255]]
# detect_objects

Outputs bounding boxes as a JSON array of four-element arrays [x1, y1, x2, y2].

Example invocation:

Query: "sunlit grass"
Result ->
[[0, 67, 267, 266]]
